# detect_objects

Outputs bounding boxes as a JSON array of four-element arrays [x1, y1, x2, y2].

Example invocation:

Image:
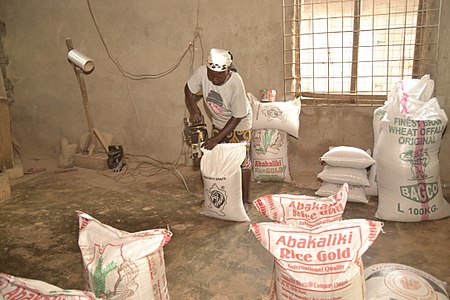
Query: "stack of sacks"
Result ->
[[373, 75, 450, 222], [250, 184, 385, 299], [316, 146, 376, 203], [247, 93, 301, 183]]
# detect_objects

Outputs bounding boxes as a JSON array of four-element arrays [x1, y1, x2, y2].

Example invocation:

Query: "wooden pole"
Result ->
[[66, 38, 97, 155]]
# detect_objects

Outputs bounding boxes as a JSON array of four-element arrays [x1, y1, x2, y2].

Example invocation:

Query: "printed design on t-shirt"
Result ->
[[206, 90, 224, 114]]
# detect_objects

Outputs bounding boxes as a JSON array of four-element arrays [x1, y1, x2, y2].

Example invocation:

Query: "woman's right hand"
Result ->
[[189, 112, 203, 124]]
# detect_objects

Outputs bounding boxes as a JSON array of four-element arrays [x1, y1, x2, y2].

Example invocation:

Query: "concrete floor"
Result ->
[[1, 156, 449, 299]]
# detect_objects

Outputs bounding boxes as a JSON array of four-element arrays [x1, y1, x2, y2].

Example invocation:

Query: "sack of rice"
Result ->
[[365, 263, 449, 300], [320, 146, 375, 169], [77, 211, 172, 300], [254, 183, 348, 227], [317, 165, 370, 187], [0, 272, 98, 299], [251, 128, 293, 182], [315, 182, 368, 204], [251, 219, 384, 300], [200, 142, 250, 222], [249, 93, 301, 138]]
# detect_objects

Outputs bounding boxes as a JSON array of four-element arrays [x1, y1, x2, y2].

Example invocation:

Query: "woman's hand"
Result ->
[[202, 136, 221, 150], [189, 112, 203, 124]]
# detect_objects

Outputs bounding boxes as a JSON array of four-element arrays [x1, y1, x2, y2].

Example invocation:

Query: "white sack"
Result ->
[[316, 182, 368, 204], [320, 146, 375, 169], [374, 97, 450, 222], [77, 211, 172, 300], [0, 273, 98, 299], [368, 105, 389, 197], [248, 93, 301, 138], [200, 143, 250, 222], [370, 75, 434, 197], [251, 128, 292, 182], [253, 183, 348, 227], [317, 165, 370, 187], [251, 219, 384, 300], [365, 263, 449, 300]]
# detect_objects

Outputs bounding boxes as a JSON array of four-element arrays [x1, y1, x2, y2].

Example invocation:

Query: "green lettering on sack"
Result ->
[[399, 182, 439, 203]]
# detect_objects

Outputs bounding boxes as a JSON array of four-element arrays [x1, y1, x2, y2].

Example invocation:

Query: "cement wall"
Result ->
[[0, 0, 448, 187]]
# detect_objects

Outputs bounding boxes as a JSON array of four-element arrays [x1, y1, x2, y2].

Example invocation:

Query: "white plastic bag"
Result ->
[[386, 74, 435, 116], [200, 143, 250, 222]]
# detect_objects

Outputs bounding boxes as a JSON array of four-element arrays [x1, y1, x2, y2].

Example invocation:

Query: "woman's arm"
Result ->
[[184, 84, 203, 123]]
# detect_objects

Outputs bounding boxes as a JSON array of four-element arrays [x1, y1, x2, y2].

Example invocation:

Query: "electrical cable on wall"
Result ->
[[86, 0, 202, 80], [85, 0, 204, 193]]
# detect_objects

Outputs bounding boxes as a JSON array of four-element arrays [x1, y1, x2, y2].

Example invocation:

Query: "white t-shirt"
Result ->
[[187, 66, 252, 131]]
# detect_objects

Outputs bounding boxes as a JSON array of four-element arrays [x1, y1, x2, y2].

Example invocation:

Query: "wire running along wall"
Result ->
[[282, 0, 442, 106]]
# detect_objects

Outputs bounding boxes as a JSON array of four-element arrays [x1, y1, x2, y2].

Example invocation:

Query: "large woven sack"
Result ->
[[200, 143, 250, 222], [254, 183, 348, 227], [374, 91, 450, 222], [251, 219, 384, 300], [77, 211, 172, 300], [251, 128, 293, 182], [249, 93, 301, 138]]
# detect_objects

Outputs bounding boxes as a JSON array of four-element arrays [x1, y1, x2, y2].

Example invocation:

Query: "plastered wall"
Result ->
[[0, 0, 448, 187]]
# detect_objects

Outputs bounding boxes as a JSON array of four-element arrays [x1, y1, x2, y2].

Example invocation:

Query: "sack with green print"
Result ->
[[374, 87, 450, 221], [0, 273, 98, 299], [77, 211, 172, 299], [251, 128, 293, 182]]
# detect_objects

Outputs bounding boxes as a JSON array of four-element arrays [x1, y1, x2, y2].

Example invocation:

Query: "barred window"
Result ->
[[283, 0, 442, 106]]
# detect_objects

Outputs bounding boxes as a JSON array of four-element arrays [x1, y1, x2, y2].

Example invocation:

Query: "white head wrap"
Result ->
[[207, 48, 232, 72]]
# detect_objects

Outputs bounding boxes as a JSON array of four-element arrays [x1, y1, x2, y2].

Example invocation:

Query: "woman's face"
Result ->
[[207, 68, 230, 86]]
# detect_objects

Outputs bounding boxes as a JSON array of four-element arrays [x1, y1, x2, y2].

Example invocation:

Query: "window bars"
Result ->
[[282, 0, 442, 106]]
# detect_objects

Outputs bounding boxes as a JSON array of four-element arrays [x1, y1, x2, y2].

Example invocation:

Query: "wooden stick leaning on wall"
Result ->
[[65, 37, 108, 155]]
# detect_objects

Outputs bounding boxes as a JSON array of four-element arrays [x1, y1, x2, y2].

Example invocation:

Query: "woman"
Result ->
[[184, 48, 253, 211]]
